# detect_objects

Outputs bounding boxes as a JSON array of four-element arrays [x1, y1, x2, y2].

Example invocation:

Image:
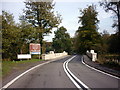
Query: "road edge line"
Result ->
[[1, 61, 51, 89], [81, 56, 120, 80], [1, 56, 69, 89]]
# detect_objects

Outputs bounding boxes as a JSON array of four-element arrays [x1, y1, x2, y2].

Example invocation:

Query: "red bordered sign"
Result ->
[[30, 43, 40, 54]]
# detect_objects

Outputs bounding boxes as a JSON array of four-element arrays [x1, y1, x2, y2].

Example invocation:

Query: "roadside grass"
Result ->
[[2, 59, 43, 78]]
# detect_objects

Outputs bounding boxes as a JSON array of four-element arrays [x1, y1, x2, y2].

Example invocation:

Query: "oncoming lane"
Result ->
[[68, 55, 120, 89], [3, 55, 119, 89]]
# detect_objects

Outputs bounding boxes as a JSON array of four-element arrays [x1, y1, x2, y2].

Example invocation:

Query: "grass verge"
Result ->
[[97, 54, 120, 71], [2, 59, 43, 78]]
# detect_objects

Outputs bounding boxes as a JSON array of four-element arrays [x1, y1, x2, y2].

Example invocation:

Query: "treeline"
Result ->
[[1, 0, 120, 60], [99, 1, 120, 54], [74, 5, 101, 54], [74, 1, 120, 55], [52, 1, 120, 55], [101, 31, 120, 54], [1, 1, 61, 60]]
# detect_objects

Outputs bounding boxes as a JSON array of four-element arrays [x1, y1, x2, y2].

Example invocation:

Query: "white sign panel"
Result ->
[[18, 54, 31, 59]]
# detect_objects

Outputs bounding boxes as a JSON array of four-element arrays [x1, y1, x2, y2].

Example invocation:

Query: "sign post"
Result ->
[[30, 43, 41, 59]]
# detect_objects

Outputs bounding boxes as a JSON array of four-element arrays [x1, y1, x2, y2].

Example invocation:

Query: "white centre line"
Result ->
[[63, 61, 82, 89], [63, 55, 90, 90]]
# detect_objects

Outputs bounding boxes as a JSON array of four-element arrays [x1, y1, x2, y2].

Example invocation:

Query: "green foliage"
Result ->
[[99, 30, 120, 55], [18, 15, 37, 54], [2, 1, 62, 60], [75, 30, 101, 54], [2, 11, 20, 59], [78, 5, 99, 31], [99, 30, 110, 54], [23, 0, 61, 54], [75, 5, 101, 54], [53, 26, 72, 54], [2, 11, 37, 60], [24, 1, 61, 31]]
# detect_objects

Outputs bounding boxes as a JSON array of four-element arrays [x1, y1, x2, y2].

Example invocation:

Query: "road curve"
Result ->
[[68, 55, 120, 90], [3, 55, 120, 89], [6, 56, 76, 88]]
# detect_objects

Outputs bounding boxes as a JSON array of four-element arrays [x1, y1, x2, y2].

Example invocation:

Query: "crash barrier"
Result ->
[[42, 51, 68, 60], [86, 50, 97, 62]]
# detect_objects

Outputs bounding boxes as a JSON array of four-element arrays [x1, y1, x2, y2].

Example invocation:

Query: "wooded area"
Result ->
[[1, 0, 120, 61]]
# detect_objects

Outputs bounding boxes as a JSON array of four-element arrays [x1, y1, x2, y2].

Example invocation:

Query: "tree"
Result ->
[[44, 42, 53, 53], [78, 5, 99, 31], [100, 0, 120, 34], [2, 11, 20, 60], [23, 0, 61, 55], [18, 15, 37, 54], [100, 30, 110, 54], [100, 0, 120, 53], [53, 26, 72, 54], [75, 30, 101, 54], [70, 37, 76, 54], [75, 5, 101, 54]]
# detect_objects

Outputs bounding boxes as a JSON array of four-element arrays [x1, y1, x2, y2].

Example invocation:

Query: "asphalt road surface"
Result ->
[[4, 55, 120, 89]]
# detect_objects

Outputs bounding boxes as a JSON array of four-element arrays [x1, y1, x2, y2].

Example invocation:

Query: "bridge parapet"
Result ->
[[42, 51, 68, 60], [86, 50, 97, 62]]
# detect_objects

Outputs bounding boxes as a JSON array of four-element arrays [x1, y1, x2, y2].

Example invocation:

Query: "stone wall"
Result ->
[[42, 51, 68, 60]]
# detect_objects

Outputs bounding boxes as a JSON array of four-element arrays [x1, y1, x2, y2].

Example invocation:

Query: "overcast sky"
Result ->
[[1, 0, 116, 42]]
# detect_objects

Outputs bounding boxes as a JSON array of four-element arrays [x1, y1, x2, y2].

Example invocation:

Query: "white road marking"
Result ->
[[63, 61, 82, 89], [63, 56, 90, 90], [1, 56, 68, 89], [81, 56, 120, 80]]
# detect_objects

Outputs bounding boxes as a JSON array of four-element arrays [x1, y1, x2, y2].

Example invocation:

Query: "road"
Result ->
[[4, 55, 120, 89]]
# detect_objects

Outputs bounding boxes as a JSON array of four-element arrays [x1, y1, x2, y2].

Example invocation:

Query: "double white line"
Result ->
[[63, 56, 90, 90]]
